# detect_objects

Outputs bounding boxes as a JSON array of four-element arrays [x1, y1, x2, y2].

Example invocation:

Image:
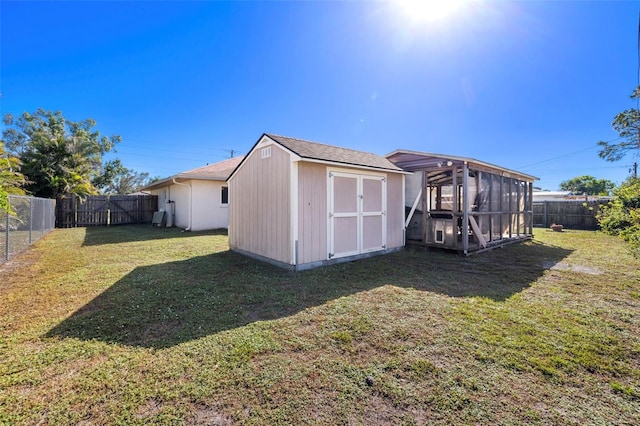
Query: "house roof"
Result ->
[[178, 156, 244, 179], [386, 149, 537, 182], [140, 156, 244, 191], [228, 134, 404, 181]]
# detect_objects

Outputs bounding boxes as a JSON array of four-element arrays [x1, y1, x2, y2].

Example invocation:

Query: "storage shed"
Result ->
[[140, 156, 243, 231], [387, 150, 537, 254], [227, 133, 407, 270]]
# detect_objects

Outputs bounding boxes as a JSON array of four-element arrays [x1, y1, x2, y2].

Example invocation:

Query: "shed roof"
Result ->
[[140, 156, 244, 191], [386, 149, 537, 182], [228, 133, 403, 180], [267, 134, 403, 171]]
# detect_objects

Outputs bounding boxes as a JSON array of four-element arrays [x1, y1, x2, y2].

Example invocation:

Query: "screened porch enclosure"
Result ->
[[387, 151, 536, 254]]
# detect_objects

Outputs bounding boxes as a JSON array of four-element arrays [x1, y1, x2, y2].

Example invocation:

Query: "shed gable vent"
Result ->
[[261, 147, 271, 159]]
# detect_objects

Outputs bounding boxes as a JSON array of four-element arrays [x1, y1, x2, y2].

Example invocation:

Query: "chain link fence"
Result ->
[[1, 195, 56, 263]]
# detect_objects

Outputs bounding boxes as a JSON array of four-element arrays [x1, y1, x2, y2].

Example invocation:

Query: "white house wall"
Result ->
[[149, 180, 230, 231], [168, 184, 191, 229], [152, 187, 170, 207], [148, 186, 185, 227], [190, 180, 229, 231]]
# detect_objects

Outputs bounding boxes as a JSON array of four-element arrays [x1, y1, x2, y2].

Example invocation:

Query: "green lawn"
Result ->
[[1, 226, 638, 425]]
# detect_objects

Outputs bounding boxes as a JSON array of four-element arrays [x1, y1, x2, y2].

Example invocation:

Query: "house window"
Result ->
[[221, 186, 229, 205], [261, 146, 271, 159]]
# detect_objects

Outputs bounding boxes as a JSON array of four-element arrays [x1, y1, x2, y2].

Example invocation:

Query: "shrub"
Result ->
[[598, 177, 640, 257]]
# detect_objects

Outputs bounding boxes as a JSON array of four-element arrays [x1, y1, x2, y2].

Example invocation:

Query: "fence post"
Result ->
[[42, 199, 46, 238], [29, 197, 33, 244], [5, 201, 9, 261], [55, 196, 60, 228], [73, 195, 77, 227]]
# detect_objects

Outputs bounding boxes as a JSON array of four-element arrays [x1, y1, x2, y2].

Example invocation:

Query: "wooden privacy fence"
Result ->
[[533, 200, 609, 230], [56, 195, 158, 228]]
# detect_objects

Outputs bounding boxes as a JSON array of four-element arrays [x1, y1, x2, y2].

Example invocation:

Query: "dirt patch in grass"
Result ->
[[136, 398, 163, 419], [542, 260, 604, 275], [187, 404, 234, 425]]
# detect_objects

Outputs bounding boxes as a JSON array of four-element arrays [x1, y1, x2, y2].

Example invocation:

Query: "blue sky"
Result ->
[[2, 0, 639, 190]]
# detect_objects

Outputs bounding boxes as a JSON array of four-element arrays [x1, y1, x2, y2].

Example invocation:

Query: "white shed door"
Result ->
[[328, 172, 386, 259]]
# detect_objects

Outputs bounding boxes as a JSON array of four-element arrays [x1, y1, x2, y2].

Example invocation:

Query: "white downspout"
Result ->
[[172, 179, 192, 231]]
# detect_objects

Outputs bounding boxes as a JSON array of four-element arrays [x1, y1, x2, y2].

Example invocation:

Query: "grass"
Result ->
[[1, 225, 639, 425]]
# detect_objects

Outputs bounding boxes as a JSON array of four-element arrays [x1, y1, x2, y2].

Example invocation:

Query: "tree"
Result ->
[[598, 177, 640, 257], [2, 109, 120, 199], [598, 86, 640, 162], [93, 159, 151, 194], [0, 142, 27, 213], [559, 175, 615, 196]]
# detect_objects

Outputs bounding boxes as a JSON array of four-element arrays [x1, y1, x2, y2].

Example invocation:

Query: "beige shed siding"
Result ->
[[229, 143, 291, 264], [386, 173, 404, 249], [297, 162, 327, 264]]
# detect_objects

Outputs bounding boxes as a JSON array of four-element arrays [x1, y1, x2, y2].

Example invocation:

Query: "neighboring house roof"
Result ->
[[228, 133, 404, 180], [386, 149, 538, 182], [532, 191, 611, 202], [532, 191, 573, 198], [140, 156, 244, 191]]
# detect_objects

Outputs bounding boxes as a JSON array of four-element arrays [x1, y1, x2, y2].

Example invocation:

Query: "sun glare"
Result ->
[[396, 0, 465, 22]]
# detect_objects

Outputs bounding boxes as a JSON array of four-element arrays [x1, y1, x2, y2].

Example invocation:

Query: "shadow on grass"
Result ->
[[81, 225, 228, 246], [46, 239, 572, 349]]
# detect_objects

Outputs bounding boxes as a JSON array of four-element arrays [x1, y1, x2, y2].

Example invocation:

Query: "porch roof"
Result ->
[[386, 149, 538, 183]]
